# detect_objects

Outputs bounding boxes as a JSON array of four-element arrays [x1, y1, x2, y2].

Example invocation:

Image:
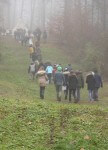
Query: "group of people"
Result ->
[[28, 61, 103, 102], [13, 27, 103, 103], [14, 27, 47, 47]]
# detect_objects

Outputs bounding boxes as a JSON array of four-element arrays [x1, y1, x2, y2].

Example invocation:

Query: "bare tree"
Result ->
[[41, 0, 46, 31], [30, 0, 36, 30]]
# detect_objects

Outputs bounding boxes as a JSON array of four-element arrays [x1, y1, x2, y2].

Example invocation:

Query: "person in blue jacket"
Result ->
[[46, 63, 53, 84]]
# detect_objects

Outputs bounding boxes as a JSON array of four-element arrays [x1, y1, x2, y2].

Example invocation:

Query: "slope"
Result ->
[[0, 37, 108, 150]]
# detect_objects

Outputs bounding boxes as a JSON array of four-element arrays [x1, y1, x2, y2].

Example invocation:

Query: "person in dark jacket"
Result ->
[[63, 68, 69, 100], [86, 72, 95, 101], [32, 49, 38, 62], [68, 71, 78, 102], [34, 28, 42, 42], [93, 70, 103, 101], [54, 66, 65, 101], [76, 71, 84, 102], [67, 64, 72, 72], [43, 30, 47, 43]]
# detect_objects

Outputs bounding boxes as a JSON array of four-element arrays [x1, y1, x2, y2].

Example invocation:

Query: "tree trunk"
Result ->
[[21, 0, 24, 19], [41, 0, 46, 31], [30, 0, 36, 30], [92, 0, 94, 26], [13, 0, 17, 27], [103, 0, 106, 31]]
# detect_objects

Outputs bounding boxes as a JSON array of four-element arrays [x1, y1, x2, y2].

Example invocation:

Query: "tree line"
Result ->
[[0, 0, 108, 77]]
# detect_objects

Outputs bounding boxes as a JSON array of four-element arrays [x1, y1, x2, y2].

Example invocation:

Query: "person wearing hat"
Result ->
[[37, 67, 48, 99], [54, 66, 65, 101]]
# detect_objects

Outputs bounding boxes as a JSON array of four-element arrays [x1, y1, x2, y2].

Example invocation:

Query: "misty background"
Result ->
[[0, 0, 108, 77]]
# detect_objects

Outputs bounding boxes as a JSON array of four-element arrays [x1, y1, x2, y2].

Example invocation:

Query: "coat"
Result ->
[[86, 74, 95, 90], [46, 66, 53, 74], [29, 47, 34, 54], [77, 74, 84, 88], [54, 72, 65, 86], [68, 74, 78, 90], [37, 71, 48, 87], [94, 74, 103, 88]]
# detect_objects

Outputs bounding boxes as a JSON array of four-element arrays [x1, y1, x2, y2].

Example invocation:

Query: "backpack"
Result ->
[[30, 64, 36, 72]]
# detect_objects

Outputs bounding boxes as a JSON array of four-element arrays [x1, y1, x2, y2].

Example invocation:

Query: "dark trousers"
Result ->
[[47, 73, 52, 84], [56, 85, 62, 101], [64, 85, 69, 100], [40, 87, 45, 99], [69, 89, 76, 102], [76, 88, 81, 102]]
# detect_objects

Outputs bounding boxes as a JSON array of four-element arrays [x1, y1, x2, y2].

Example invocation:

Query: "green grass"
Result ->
[[0, 37, 108, 150]]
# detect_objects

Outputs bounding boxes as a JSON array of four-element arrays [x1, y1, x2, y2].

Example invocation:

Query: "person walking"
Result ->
[[68, 71, 78, 103], [63, 68, 70, 100], [52, 64, 57, 80], [76, 71, 84, 102], [46, 63, 53, 84], [67, 64, 73, 72], [32, 49, 38, 62], [54, 66, 65, 101], [43, 30, 47, 43], [37, 67, 48, 99], [93, 70, 103, 101], [86, 72, 95, 101], [28, 62, 36, 80], [29, 45, 34, 58]]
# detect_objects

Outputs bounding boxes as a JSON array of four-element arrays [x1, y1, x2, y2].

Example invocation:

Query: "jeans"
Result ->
[[93, 88, 99, 100], [40, 87, 45, 99], [88, 90, 94, 101], [69, 89, 76, 102], [56, 85, 62, 101]]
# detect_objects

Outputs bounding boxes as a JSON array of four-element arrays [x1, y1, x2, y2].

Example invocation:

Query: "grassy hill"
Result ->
[[0, 37, 108, 150]]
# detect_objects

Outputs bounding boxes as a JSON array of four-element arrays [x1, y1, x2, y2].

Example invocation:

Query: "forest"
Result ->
[[0, 0, 108, 150], [0, 0, 108, 76]]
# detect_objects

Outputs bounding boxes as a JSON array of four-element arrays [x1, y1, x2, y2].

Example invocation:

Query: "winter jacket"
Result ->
[[54, 72, 65, 86], [68, 74, 78, 90], [46, 66, 53, 74], [77, 74, 84, 88], [37, 73, 48, 87], [32, 52, 38, 62], [67, 65, 72, 72], [29, 47, 34, 54], [64, 74, 69, 86], [86, 74, 95, 90], [94, 74, 103, 88]]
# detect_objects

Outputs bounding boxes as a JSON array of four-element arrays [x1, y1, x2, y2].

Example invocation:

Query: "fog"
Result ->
[[0, 0, 108, 76], [0, 0, 64, 30]]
